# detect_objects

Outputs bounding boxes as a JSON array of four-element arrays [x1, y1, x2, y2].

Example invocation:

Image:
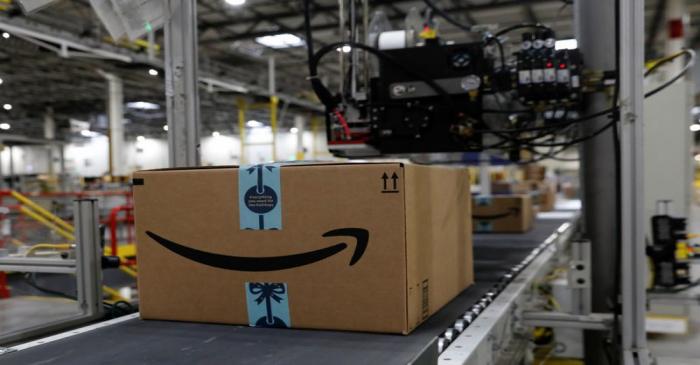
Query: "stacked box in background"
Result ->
[[133, 162, 473, 335], [472, 195, 534, 233]]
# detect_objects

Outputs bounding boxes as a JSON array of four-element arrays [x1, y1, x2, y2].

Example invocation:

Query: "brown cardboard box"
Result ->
[[133, 162, 473, 334], [491, 181, 531, 195], [537, 181, 557, 212], [472, 195, 534, 233], [523, 165, 546, 181]]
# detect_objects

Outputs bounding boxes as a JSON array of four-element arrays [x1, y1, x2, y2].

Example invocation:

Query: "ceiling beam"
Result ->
[[199, 0, 555, 32], [201, 0, 555, 44]]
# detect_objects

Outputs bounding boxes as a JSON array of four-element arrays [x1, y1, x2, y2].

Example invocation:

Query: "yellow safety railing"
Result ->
[[19, 206, 75, 241], [8, 190, 138, 300], [12, 191, 74, 233]]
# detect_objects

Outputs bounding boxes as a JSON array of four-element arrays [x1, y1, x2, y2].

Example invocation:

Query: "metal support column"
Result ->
[[98, 71, 125, 177], [569, 240, 592, 315], [164, 0, 200, 167], [8, 145, 14, 189], [575, 0, 617, 363], [237, 98, 246, 164], [74, 199, 103, 318], [269, 57, 278, 161], [43, 107, 55, 176], [619, 0, 649, 363], [479, 154, 491, 196], [294, 115, 305, 160]]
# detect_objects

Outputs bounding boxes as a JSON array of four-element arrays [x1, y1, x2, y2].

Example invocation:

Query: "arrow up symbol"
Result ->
[[391, 172, 398, 190], [381, 173, 388, 190]]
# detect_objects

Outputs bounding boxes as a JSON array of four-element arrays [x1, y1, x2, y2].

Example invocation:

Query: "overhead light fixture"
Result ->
[[290, 127, 299, 134], [148, 68, 159, 76], [695, 154, 700, 162], [690, 124, 700, 132], [126, 101, 160, 110], [255, 33, 305, 49], [136, 135, 146, 142], [1, 32, 9, 39], [212, 131, 221, 137], [225, 0, 246, 5], [0, 123, 10, 130], [80, 129, 99, 137], [2, 104, 11, 111], [163, 125, 168, 131], [555, 39, 578, 50], [247, 120, 263, 128], [0, 78, 3, 85], [336, 45, 352, 53]]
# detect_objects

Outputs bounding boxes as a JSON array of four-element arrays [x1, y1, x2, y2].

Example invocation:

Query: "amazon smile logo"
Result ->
[[146, 228, 369, 271]]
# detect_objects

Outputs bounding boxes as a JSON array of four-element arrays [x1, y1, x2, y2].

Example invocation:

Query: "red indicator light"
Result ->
[[546, 61, 553, 68], [559, 63, 566, 69], [669, 19, 683, 39]]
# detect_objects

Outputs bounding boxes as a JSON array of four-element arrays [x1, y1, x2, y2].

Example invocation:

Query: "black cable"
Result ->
[[644, 50, 690, 77], [24, 273, 77, 300], [493, 23, 554, 38], [644, 49, 696, 98], [309, 40, 457, 113], [421, 0, 472, 33], [303, 0, 335, 108]]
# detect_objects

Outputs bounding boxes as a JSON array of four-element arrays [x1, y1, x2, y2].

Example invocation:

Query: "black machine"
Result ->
[[330, 41, 488, 155], [303, 0, 689, 162], [310, 23, 586, 159], [648, 204, 691, 289]]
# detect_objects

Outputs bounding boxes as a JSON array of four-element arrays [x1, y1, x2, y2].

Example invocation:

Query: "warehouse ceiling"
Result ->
[[0, 0, 692, 141]]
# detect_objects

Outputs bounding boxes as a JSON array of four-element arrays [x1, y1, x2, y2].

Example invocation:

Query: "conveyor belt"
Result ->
[[0, 218, 571, 365]]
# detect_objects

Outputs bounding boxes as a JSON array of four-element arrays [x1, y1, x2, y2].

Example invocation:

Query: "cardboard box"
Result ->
[[523, 165, 546, 181], [133, 162, 473, 334], [491, 180, 532, 195], [537, 181, 557, 212], [472, 195, 534, 233]]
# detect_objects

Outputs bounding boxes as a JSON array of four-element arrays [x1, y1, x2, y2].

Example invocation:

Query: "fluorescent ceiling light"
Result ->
[[225, 0, 246, 5], [0, 78, 3, 85], [80, 129, 99, 137], [1, 32, 8, 39], [690, 124, 700, 132], [0, 123, 10, 130], [290, 127, 299, 134], [136, 135, 146, 142], [163, 125, 168, 131], [336, 45, 352, 53], [692, 106, 700, 115], [212, 131, 221, 137], [555, 39, 577, 50], [247, 120, 263, 128], [696, 154, 700, 162], [148, 68, 159, 76], [255, 33, 305, 49], [127, 101, 160, 110], [2, 104, 11, 111]]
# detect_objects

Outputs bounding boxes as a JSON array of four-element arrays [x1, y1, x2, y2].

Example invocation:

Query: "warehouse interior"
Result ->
[[0, 0, 699, 364]]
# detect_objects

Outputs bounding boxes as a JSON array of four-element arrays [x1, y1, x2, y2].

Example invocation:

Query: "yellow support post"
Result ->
[[19, 206, 75, 241], [11, 190, 74, 233], [270, 96, 279, 161], [237, 98, 247, 164]]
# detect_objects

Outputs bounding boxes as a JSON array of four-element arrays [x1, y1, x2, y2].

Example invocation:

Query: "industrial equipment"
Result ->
[[304, 1, 590, 159], [648, 201, 693, 289]]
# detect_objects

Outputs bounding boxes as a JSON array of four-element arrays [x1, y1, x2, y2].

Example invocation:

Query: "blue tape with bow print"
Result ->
[[245, 282, 290, 328]]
